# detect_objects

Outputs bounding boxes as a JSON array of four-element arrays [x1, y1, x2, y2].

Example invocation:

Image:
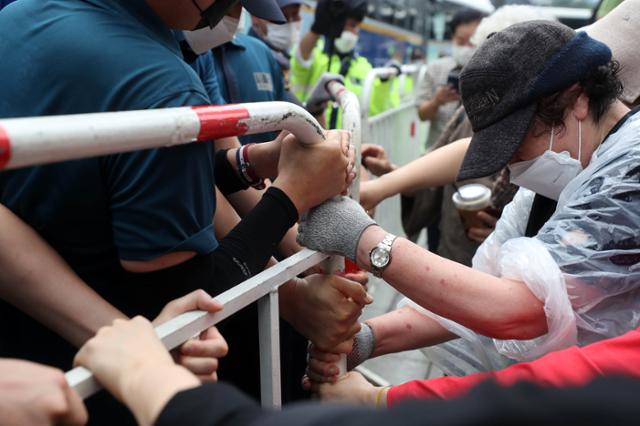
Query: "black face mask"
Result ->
[[191, 0, 239, 30]]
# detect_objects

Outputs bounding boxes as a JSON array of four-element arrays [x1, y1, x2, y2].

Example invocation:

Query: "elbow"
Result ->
[[478, 302, 548, 340]]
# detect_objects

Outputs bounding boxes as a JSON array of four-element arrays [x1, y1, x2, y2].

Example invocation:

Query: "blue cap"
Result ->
[[276, 0, 302, 8], [242, 0, 286, 23]]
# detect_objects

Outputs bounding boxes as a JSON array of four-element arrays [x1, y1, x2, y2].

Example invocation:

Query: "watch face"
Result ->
[[371, 247, 390, 268]]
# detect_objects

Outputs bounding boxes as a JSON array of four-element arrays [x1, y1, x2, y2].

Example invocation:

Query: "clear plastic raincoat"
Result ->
[[403, 110, 640, 375]]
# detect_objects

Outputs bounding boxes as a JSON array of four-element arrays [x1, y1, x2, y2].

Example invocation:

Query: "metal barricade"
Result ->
[[356, 65, 438, 386], [360, 65, 429, 242], [0, 97, 360, 407]]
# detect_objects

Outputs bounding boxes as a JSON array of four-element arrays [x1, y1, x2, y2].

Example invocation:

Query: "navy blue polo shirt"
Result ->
[[0, 0, 17, 10], [0, 0, 218, 287], [212, 34, 285, 144], [172, 30, 227, 106], [192, 51, 227, 105]]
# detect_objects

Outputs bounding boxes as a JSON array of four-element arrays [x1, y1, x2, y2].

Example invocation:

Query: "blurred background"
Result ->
[[296, 0, 600, 66]]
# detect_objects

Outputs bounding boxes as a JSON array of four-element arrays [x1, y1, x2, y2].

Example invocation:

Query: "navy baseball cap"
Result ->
[[243, 0, 286, 23], [457, 21, 611, 181], [276, 0, 302, 8]]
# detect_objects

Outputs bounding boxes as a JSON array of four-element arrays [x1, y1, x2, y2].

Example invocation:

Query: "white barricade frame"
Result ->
[[0, 97, 361, 408], [360, 65, 429, 242]]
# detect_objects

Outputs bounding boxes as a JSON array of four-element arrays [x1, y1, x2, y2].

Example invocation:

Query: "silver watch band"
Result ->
[[370, 233, 397, 277]]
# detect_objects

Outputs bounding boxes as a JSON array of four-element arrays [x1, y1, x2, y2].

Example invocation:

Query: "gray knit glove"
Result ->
[[347, 322, 375, 370], [297, 196, 376, 261], [305, 73, 344, 116]]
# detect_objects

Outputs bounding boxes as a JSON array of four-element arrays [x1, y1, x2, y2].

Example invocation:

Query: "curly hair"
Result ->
[[533, 60, 623, 135]]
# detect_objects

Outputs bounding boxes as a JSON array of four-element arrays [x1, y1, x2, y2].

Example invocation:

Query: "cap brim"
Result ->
[[457, 103, 536, 181], [277, 0, 302, 8], [242, 0, 286, 23]]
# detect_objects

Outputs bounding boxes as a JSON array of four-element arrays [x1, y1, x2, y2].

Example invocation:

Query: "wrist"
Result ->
[[122, 363, 198, 426], [250, 141, 279, 179], [373, 386, 390, 407], [355, 226, 386, 271], [272, 178, 307, 215], [278, 278, 301, 322]]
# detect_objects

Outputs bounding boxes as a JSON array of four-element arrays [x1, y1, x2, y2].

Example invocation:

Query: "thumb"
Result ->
[[332, 276, 373, 305], [154, 290, 222, 325]]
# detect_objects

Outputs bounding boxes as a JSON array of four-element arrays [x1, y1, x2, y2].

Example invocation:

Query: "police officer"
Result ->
[[291, 0, 393, 128]]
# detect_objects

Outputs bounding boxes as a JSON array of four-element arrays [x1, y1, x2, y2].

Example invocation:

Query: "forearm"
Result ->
[[417, 97, 442, 121], [374, 138, 470, 199], [367, 306, 456, 357], [214, 136, 241, 151], [0, 205, 125, 347], [356, 227, 547, 340], [214, 187, 298, 284], [213, 190, 294, 314], [299, 31, 320, 61]]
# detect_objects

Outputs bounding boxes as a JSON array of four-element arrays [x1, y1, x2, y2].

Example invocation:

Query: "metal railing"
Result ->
[[0, 96, 361, 407], [360, 65, 429, 240]]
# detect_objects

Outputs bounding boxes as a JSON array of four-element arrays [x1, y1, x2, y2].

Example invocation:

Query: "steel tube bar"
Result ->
[[65, 249, 329, 399], [0, 102, 324, 170]]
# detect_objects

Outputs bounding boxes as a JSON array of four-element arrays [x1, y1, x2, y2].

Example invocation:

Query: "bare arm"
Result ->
[[367, 306, 457, 357], [417, 97, 443, 121], [360, 138, 470, 211], [356, 226, 547, 340], [0, 205, 126, 347], [299, 31, 321, 62]]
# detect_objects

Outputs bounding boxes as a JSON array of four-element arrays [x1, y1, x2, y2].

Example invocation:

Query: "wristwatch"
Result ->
[[369, 233, 397, 277]]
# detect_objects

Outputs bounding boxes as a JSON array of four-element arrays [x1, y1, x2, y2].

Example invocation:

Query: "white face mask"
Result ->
[[183, 16, 239, 54], [334, 30, 358, 54], [509, 123, 584, 201], [236, 8, 248, 34], [265, 21, 300, 52], [451, 45, 475, 67]]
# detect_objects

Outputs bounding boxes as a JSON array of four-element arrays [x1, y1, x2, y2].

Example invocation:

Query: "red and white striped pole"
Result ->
[[0, 102, 324, 170]]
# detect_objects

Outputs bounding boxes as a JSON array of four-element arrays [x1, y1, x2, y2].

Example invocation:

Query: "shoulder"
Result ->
[[13, 2, 208, 109], [235, 34, 272, 57]]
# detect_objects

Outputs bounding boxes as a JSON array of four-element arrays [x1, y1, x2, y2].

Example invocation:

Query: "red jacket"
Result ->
[[388, 327, 640, 406]]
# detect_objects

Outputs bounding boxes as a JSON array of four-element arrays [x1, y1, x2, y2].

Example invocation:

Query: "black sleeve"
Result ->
[[212, 186, 298, 284], [214, 149, 249, 195], [156, 377, 640, 426]]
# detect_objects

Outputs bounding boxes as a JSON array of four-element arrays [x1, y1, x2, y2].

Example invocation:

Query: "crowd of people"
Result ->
[[1, 0, 640, 424]]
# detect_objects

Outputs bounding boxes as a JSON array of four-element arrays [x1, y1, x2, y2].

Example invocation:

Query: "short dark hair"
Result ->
[[533, 60, 623, 135], [450, 9, 484, 33]]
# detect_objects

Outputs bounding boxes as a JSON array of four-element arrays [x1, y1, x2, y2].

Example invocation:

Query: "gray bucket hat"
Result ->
[[457, 20, 611, 181]]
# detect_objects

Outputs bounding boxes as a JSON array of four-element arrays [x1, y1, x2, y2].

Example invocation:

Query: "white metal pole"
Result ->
[[325, 80, 363, 376], [65, 249, 329, 400], [0, 102, 324, 170]]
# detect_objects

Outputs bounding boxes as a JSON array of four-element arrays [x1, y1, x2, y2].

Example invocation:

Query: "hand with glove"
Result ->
[[305, 72, 345, 116], [297, 196, 376, 261], [311, 0, 348, 38], [380, 59, 403, 82]]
